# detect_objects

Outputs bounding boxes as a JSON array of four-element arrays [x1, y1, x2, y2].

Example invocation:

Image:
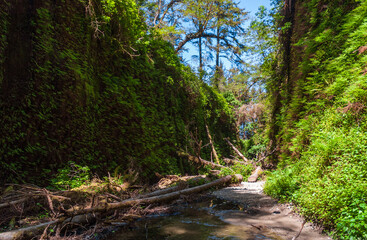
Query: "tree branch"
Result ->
[[176, 32, 228, 52], [158, 0, 182, 26]]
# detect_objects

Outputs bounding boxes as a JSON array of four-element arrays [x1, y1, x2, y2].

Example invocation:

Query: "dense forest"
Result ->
[[0, 0, 366, 239]]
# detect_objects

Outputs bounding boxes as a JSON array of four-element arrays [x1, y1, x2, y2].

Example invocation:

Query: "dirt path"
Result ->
[[211, 181, 332, 240]]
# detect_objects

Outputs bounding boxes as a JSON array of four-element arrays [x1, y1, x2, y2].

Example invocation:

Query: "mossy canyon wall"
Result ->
[[265, 1, 367, 238], [0, 0, 236, 184]]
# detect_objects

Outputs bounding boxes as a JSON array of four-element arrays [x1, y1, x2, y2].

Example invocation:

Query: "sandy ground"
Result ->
[[211, 181, 332, 240]]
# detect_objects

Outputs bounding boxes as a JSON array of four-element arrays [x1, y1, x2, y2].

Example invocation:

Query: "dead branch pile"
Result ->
[[0, 174, 241, 240]]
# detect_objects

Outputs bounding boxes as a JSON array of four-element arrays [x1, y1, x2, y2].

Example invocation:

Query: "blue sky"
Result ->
[[181, 0, 272, 72], [239, 0, 271, 17]]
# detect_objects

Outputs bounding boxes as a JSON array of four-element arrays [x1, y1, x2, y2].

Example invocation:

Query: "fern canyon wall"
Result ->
[[268, 0, 362, 160], [265, 0, 367, 238], [0, 0, 236, 184]]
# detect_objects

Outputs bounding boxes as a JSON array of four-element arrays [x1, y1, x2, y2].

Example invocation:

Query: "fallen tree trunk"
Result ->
[[0, 194, 70, 210], [224, 138, 250, 162], [0, 185, 189, 240], [177, 152, 225, 169], [222, 158, 245, 165], [247, 166, 262, 182], [205, 125, 220, 164], [198, 157, 225, 169], [64, 175, 240, 216], [138, 184, 187, 198], [0, 175, 241, 239], [0, 198, 28, 209], [0, 221, 59, 240], [0, 214, 97, 240]]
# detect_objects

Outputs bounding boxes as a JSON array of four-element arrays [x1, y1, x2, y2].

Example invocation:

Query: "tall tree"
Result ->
[[210, 0, 247, 87], [140, 0, 248, 82]]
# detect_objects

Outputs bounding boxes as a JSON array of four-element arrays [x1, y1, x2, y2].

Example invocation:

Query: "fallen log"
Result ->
[[0, 214, 97, 240], [0, 185, 188, 240], [0, 198, 28, 209], [224, 138, 250, 162], [247, 166, 262, 182], [209, 170, 221, 176], [177, 151, 225, 169], [0, 175, 242, 239], [138, 184, 187, 199], [205, 125, 220, 164], [222, 158, 245, 165], [198, 157, 225, 169], [64, 175, 240, 216], [0, 194, 70, 210], [0, 221, 59, 240]]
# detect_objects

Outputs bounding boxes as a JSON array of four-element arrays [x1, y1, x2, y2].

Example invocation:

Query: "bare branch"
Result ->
[[158, 0, 183, 26]]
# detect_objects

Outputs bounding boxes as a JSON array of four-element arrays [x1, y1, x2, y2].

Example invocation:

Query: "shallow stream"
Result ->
[[109, 198, 283, 240]]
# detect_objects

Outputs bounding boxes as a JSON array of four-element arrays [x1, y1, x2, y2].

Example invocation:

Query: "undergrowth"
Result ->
[[264, 113, 367, 239]]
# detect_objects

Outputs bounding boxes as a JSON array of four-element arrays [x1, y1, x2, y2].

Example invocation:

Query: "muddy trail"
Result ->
[[211, 182, 331, 240], [108, 181, 331, 240]]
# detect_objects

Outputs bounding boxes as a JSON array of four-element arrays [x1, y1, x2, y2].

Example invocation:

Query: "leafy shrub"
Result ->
[[263, 167, 299, 202]]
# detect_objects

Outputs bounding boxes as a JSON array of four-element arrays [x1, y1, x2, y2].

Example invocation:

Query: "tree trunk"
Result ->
[[216, 25, 220, 69], [199, 22, 203, 81], [177, 151, 225, 169], [0, 175, 242, 239], [215, 20, 220, 88], [224, 138, 250, 162], [205, 125, 220, 164], [0, 198, 28, 209], [0, 221, 59, 240], [222, 158, 244, 165], [64, 175, 238, 216], [138, 184, 187, 198], [0, 214, 97, 240], [247, 166, 262, 182]]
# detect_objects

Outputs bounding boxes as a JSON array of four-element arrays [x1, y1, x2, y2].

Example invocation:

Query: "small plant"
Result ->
[[219, 163, 254, 179], [51, 161, 91, 190], [103, 175, 124, 185], [187, 177, 208, 187]]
